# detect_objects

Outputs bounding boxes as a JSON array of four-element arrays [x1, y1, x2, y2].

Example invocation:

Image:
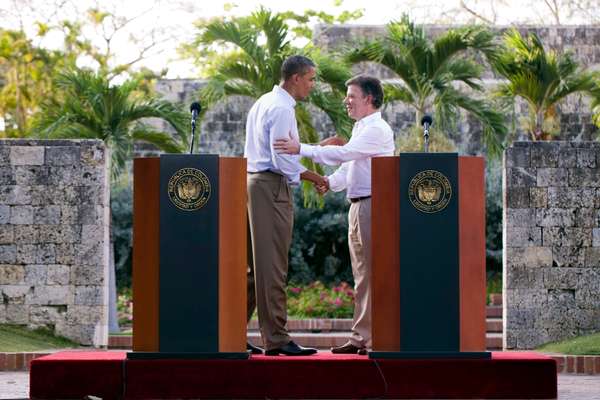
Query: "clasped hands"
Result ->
[[273, 133, 346, 196]]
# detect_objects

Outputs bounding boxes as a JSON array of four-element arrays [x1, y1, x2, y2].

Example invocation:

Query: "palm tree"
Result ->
[[492, 28, 600, 141], [34, 68, 188, 178], [34, 67, 189, 333], [346, 16, 507, 156], [195, 7, 353, 205]]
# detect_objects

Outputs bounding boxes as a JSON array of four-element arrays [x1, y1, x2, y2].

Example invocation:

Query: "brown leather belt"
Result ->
[[349, 196, 371, 203]]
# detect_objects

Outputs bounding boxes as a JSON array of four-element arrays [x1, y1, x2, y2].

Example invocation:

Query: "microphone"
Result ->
[[421, 115, 432, 153], [189, 101, 202, 154]]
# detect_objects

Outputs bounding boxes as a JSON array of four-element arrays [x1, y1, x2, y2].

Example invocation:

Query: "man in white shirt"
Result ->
[[245, 55, 324, 356], [274, 75, 395, 354]]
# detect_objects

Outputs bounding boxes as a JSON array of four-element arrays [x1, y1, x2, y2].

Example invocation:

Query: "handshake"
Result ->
[[275, 134, 347, 197]]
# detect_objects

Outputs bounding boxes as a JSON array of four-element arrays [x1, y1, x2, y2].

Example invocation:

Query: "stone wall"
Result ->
[[148, 25, 600, 158], [503, 141, 600, 349], [0, 140, 109, 346]]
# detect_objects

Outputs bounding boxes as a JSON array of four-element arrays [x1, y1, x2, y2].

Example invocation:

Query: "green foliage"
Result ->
[[33, 68, 188, 179], [287, 281, 354, 318], [0, 324, 78, 352], [537, 332, 600, 355], [346, 15, 507, 157], [289, 188, 352, 284], [117, 287, 133, 328], [111, 177, 133, 290], [492, 28, 600, 140], [485, 158, 503, 274]]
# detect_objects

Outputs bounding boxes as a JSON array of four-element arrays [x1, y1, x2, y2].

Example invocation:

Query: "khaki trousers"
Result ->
[[348, 198, 372, 348], [246, 171, 293, 350]]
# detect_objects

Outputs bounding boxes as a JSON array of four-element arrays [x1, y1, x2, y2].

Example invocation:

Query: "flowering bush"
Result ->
[[117, 288, 133, 327], [287, 281, 354, 318]]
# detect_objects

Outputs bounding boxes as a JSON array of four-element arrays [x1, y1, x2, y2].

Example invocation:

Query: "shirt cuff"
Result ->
[[327, 173, 344, 192], [299, 143, 316, 159]]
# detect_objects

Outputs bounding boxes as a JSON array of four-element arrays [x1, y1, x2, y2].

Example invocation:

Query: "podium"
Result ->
[[129, 154, 248, 359], [370, 153, 489, 358]]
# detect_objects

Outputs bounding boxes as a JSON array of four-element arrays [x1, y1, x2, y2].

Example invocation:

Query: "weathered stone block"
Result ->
[[585, 247, 600, 267], [552, 246, 586, 267], [505, 265, 545, 289], [74, 285, 105, 305], [0, 167, 16, 185], [13, 225, 38, 243], [14, 166, 49, 185], [0, 185, 31, 205], [80, 166, 105, 186], [558, 147, 577, 167], [5, 304, 28, 324], [55, 243, 76, 264], [65, 305, 105, 325], [10, 146, 44, 165], [594, 228, 600, 247], [71, 264, 105, 285], [531, 142, 559, 167], [504, 288, 548, 308], [29, 305, 67, 324], [506, 167, 537, 187], [574, 208, 597, 227], [529, 187, 547, 208], [505, 247, 553, 268], [536, 208, 575, 227], [1, 285, 30, 304], [537, 168, 568, 187], [10, 205, 34, 224], [79, 185, 107, 205], [16, 244, 56, 264], [81, 225, 104, 245], [37, 225, 80, 244], [543, 227, 592, 247], [45, 146, 80, 166], [506, 187, 529, 208], [46, 265, 70, 285], [505, 146, 530, 167], [505, 307, 536, 329], [569, 168, 600, 187], [0, 225, 13, 244], [56, 322, 106, 346], [33, 205, 61, 225], [0, 265, 24, 284], [0, 244, 16, 263], [28, 285, 72, 305], [547, 187, 596, 208], [75, 243, 105, 266], [80, 142, 106, 166], [25, 265, 47, 285], [505, 208, 536, 227], [47, 165, 81, 186], [0, 205, 9, 224], [543, 268, 582, 290], [506, 227, 542, 247], [577, 148, 597, 168]]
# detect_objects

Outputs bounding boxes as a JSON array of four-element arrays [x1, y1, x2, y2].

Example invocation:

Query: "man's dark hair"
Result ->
[[345, 75, 384, 109], [281, 55, 316, 81]]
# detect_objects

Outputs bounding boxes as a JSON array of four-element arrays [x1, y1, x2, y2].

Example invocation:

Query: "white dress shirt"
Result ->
[[244, 85, 307, 185], [299, 112, 394, 198]]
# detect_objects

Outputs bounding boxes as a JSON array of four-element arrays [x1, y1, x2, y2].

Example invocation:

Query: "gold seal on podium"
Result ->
[[168, 168, 211, 211], [408, 170, 452, 213]]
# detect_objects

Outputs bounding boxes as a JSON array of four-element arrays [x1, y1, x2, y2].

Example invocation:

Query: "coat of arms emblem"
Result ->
[[167, 168, 211, 211], [408, 170, 452, 213]]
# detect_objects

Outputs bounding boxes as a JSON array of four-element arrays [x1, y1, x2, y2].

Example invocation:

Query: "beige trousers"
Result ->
[[246, 171, 293, 350], [348, 198, 372, 348]]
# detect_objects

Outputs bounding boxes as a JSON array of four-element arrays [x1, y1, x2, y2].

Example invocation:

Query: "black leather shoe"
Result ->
[[265, 341, 317, 356], [246, 342, 264, 355], [331, 341, 365, 354]]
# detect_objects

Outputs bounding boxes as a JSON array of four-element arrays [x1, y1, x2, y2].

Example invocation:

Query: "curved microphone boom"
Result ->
[[189, 101, 202, 154], [421, 115, 433, 153]]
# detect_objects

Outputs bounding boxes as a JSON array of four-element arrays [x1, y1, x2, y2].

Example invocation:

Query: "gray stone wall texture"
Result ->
[[0, 139, 109, 346], [150, 25, 600, 157], [503, 141, 600, 350]]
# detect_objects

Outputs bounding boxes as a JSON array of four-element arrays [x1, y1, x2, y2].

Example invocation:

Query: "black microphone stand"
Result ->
[[421, 115, 432, 153], [189, 102, 201, 154], [189, 118, 197, 154]]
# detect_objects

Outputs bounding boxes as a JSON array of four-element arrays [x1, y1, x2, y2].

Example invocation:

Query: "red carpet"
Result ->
[[30, 351, 557, 399]]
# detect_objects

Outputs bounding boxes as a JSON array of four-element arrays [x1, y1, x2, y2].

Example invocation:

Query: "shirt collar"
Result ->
[[356, 111, 381, 127], [273, 85, 296, 108]]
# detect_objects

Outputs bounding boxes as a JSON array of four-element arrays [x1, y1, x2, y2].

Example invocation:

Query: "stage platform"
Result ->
[[29, 351, 557, 399]]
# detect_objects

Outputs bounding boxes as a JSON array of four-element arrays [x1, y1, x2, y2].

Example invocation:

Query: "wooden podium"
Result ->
[[370, 153, 488, 358], [129, 154, 248, 359]]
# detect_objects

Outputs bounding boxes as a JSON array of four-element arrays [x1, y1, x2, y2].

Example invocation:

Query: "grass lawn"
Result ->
[[536, 332, 600, 355], [0, 324, 78, 352]]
